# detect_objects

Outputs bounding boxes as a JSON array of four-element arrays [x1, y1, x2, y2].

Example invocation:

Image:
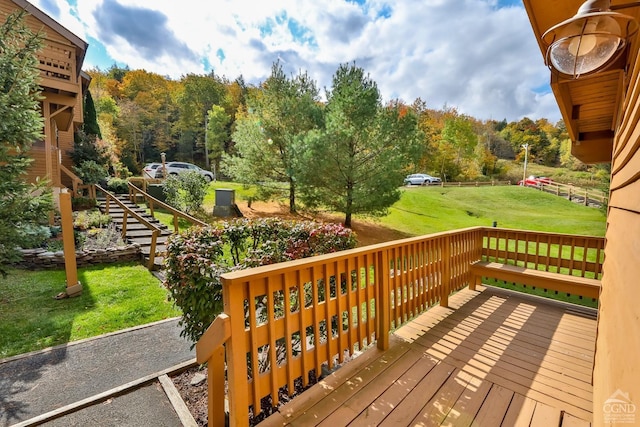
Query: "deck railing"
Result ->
[[38, 39, 75, 84], [59, 164, 97, 199], [195, 227, 604, 426], [481, 228, 605, 279]]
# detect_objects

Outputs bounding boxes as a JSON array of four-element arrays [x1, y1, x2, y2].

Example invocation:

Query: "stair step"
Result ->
[[98, 195, 178, 271], [127, 229, 172, 238]]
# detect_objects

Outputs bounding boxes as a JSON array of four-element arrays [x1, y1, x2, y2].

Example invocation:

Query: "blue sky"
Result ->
[[28, 0, 561, 122]]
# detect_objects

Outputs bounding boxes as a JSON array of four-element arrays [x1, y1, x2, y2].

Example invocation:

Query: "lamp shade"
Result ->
[[542, 1, 638, 78]]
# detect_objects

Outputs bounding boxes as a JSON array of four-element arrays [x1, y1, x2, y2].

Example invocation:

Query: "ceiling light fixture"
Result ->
[[542, 0, 639, 78]]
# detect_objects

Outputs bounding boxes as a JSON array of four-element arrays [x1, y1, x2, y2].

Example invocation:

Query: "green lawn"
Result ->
[[0, 262, 180, 359], [197, 181, 606, 237], [379, 185, 606, 237]]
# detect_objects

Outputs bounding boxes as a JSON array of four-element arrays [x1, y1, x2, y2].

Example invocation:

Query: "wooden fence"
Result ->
[[538, 182, 608, 207], [438, 180, 512, 187]]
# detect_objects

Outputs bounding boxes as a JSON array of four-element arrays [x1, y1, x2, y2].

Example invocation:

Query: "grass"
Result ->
[[0, 262, 180, 359], [203, 181, 259, 210], [378, 185, 606, 237], [143, 205, 194, 232], [143, 181, 255, 231]]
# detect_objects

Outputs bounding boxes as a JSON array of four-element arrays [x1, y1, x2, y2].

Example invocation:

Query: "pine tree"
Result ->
[[0, 11, 53, 276], [83, 89, 102, 138]]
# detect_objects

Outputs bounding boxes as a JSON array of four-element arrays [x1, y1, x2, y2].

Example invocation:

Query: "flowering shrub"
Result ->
[[163, 171, 207, 214], [164, 218, 357, 344]]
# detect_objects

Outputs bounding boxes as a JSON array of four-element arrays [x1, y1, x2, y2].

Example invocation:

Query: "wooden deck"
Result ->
[[261, 285, 596, 426]]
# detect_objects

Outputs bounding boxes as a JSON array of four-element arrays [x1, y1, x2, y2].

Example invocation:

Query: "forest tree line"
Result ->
[[79, 62, 605, 224]]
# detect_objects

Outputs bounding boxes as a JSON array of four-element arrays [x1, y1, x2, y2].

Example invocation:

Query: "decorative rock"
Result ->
[[16, 244, 142, 269], [190, 372, 206, 386]]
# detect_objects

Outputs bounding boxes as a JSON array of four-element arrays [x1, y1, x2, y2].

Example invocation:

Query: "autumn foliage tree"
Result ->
[[81, 58, 588, 188]]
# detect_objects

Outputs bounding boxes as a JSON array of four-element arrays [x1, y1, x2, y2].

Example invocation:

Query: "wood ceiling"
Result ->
[[523, 0, 640, 163]]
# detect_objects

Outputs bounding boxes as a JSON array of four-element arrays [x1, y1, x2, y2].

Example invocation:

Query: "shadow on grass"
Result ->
[[0, 268, 95, 426]]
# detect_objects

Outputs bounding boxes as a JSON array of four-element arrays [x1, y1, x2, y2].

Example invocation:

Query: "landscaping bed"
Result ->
[[171, 364, 320, 426]]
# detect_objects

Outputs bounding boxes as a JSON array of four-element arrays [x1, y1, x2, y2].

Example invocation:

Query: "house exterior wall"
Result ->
[[1, 0, 84, 187], [593, 56, 640, 426]]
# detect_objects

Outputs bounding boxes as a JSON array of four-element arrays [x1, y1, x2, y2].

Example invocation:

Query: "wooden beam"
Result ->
[[44, 91, 77, 107], [39, 73, 80, 92], [572, 137, 614, 164], [551, 74, 578, 142]]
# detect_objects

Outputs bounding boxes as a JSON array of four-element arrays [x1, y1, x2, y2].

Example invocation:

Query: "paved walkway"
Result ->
[[0, 318, 195, 427]]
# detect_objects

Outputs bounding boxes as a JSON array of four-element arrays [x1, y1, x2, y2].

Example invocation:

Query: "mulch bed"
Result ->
[[172, 365, 319, 426]]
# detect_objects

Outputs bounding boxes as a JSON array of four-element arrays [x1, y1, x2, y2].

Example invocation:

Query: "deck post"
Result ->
[[440, 235, 451, 307], [60, 190, 82, 297], [377, 248, 391, 350], [222, 277, 250, 427]]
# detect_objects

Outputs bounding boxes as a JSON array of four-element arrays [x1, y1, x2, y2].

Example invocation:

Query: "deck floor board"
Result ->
[[263, 285, 596, 426]]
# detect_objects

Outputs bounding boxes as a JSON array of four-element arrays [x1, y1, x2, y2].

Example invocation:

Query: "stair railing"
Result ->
[[127, 182, 208, 231], [95, 184, 163, 270]]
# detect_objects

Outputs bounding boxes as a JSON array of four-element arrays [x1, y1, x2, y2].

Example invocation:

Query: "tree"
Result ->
[[223, 62, 323, 213], [500, 117, 557, 166], [0, 11, 53, 276], [176, 73, 227, 167], [206, 105, 230, 177], [299, 64, 423, 227], [438, 114, 478, 180], [115, 69, 176, 166], [83, 89, 101, 138]]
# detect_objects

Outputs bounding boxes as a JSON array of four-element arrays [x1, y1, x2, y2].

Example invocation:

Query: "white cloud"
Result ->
[[29, 0, 561, 122]]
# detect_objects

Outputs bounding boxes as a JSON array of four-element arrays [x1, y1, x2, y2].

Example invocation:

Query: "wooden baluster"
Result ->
[[377, 248, 390, 350]]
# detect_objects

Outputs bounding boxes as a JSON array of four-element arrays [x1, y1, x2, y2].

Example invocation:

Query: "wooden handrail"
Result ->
[[59, 164, 83, 197], [195, 226, 604, 426], [95, 184, 163, 269], [127, 182, 208, 230], [203, 227, 483, 426]]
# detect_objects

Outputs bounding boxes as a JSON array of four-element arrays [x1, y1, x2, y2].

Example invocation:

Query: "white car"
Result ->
[[142, 162, 163, 178], [404, 173, 442, 185], [160, 162, 214, 182]]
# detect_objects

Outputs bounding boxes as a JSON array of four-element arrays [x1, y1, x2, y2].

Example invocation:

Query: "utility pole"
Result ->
[[522, 143, 529, 184]]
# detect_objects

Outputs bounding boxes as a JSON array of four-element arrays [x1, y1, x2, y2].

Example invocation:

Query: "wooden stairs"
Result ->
[[97, 195, 172, 270]]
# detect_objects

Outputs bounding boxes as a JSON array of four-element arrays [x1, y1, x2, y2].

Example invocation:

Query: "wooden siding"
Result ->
[[26, 147, 49, 183], [592, 21, 640, 425], [1, 0, 85, 188], [262, 286, 596, 426]]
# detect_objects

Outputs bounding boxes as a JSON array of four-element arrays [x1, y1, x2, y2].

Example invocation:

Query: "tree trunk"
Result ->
[[344, 183, 353, 228], [289, 178, 296, 214]]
